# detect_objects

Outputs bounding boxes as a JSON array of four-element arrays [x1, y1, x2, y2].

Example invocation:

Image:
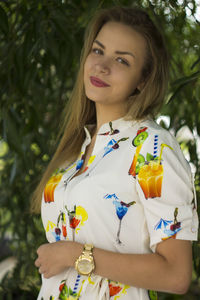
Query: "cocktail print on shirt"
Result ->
[[99, 121, 120, 136], [58, 280, 79, 299], [154, 207, 182, 240], [76, 152, 96, 174], [44, 169, 66, 203], [101, 122, 129, 157], [103, 137, 129, 157], [57, 277, 130, 300], [53, 211, 67, 241], [108, 280, 130, 299], [129, 127, 173, 199], [65, 205, 88, 242], [44, 161, 77, 203], [104, 193, 136, 244], [45, 205, 88, 243]]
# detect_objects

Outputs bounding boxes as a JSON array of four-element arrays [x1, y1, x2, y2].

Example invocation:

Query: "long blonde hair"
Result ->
[[31, 6, 169, 213]]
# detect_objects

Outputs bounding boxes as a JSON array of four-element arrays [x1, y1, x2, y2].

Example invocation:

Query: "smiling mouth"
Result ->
[[90, 76, 110, 87]]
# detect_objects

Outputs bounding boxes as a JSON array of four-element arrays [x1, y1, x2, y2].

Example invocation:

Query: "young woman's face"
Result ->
[[84, 21, 147, 110]]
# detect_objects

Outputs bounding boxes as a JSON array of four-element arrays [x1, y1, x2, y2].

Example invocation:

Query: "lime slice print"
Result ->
[[132, 131, 148, 147], [135, 154, 145, 174]]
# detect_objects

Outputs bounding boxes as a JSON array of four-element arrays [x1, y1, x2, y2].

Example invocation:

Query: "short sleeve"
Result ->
[[135, 125, 198, 252]]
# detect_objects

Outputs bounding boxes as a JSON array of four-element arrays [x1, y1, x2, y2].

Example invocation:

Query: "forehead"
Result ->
[[95, 21, 147, 56]]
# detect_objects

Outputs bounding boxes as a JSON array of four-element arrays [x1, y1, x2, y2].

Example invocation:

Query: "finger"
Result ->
[[35, 259, 41, 267], [39, 267, 45, 274], [43, 272, 51, 279], [37, 244, 44, 254], [37, 243, 47, 254], [36, 247, 41, 255]]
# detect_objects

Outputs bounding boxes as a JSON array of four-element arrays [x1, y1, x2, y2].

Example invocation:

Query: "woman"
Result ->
[[33, 6, 198, 300]]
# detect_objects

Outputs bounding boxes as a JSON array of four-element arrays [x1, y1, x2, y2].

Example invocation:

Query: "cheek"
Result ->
[[84, 55, 94, 72], [126, 70, 142, 90], [113, 72, 140, 97], [113, 69, 135, 87]]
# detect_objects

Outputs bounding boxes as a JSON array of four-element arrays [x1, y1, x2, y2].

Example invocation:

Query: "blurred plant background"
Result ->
[[0, 0, 199, 299]]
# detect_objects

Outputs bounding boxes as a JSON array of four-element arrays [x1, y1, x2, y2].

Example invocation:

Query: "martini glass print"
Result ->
[[104, 193, 135, 245], [113, 200, 136, 244]]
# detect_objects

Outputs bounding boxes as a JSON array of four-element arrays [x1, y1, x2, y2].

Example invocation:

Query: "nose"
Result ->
[[95, 58, 110, 74]]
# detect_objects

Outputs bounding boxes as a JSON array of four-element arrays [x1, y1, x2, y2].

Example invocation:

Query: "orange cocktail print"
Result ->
[[138, 161, 163, 199], [138, 143, 173, 199], [44, 172, 63, 203]]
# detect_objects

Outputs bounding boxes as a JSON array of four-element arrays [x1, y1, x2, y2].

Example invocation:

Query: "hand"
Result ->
[[35, 241, 73, 278]]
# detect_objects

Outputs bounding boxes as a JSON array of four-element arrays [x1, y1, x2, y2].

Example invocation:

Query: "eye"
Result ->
[[116, 57, 129, 66], [91, 48, 103, 55]]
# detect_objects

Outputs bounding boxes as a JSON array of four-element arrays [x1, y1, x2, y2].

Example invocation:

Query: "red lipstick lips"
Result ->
[[90, 76, 110, 87]]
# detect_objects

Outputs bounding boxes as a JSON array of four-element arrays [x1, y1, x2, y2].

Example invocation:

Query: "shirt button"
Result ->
[[191, 227, 196, 233]]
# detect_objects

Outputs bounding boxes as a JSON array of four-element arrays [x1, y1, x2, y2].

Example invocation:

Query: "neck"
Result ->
[[93, 103, 126, 136]]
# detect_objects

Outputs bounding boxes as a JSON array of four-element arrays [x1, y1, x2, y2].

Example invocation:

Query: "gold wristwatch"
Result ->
[[75, 244, 95, 276]]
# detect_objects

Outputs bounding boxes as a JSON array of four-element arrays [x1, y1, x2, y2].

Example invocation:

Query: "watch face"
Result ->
[[78, 258, 93, 275]]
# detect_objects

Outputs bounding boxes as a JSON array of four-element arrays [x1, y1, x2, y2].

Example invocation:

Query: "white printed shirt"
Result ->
[[37, 117, 198, 300]]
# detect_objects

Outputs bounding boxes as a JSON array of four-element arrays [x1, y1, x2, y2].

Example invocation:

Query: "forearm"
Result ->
[[69, 241, 185, 294], [94, 248, 172, 292]]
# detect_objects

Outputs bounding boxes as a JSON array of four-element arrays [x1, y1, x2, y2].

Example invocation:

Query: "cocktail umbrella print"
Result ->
[[154, 218, 172, 230], [154, 208, 181, 240]]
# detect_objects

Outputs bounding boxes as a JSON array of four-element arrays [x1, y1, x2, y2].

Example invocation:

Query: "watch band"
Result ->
[[83, 244, 94, 255]]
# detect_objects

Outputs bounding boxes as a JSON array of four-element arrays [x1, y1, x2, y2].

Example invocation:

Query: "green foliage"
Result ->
[[0, 0, 199, 298]]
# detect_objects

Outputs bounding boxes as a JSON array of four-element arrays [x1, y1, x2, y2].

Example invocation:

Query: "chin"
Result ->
[[86, 92, 108, 103]]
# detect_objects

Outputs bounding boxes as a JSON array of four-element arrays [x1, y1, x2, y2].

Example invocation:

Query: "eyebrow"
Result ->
[[93, 40, 135, 59]]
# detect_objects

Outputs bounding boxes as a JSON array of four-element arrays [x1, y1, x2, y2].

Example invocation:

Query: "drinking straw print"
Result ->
[[153, 135, 158, 158]]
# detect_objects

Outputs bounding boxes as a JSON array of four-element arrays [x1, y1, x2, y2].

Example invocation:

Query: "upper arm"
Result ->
[[156, 238, 193, 293]]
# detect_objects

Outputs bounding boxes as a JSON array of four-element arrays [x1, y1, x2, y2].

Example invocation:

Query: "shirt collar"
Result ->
[[84, 116, 136, 140]]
